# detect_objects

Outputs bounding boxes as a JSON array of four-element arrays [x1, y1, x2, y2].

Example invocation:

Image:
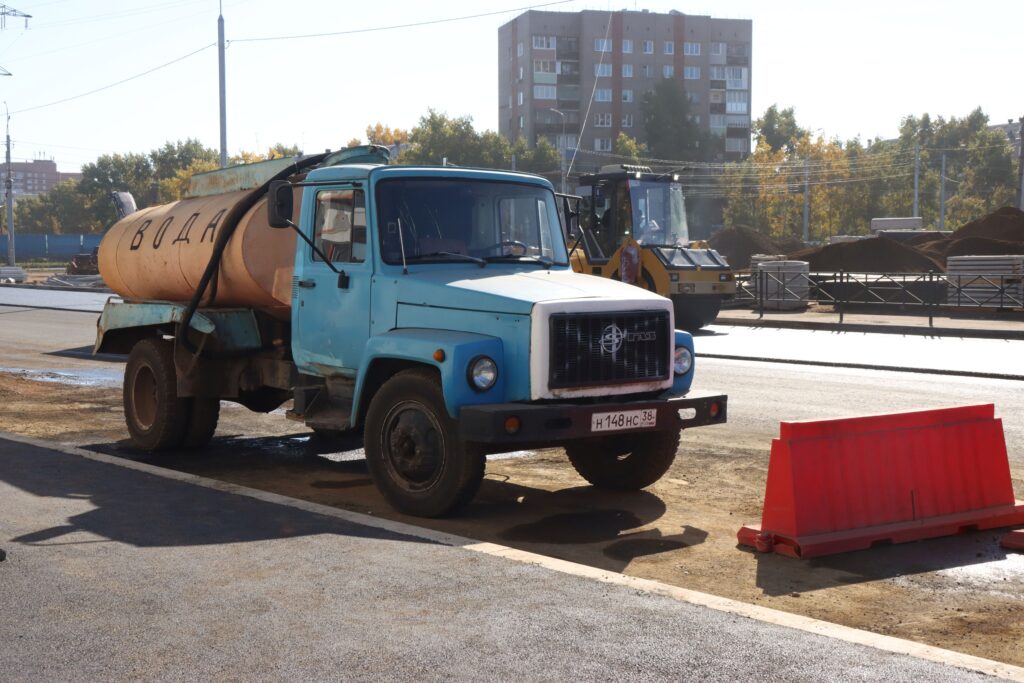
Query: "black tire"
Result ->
[[123, 338, 191, 451], [364, 368, 485, 517], [182, 397, 220, 449], [565, 430, 681, 490], [673, 295, 722, 331]]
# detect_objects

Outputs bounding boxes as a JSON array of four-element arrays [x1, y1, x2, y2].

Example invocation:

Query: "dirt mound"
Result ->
[[954, 206, 1024, 242], [944, 236, 1024, 259], [789, 236, 943, 273], [905, 232, 949, 247], [708, 225, 799, 269]]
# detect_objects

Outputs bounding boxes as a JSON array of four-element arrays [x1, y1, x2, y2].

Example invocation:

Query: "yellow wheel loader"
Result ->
[[560, 165, 735, 331]]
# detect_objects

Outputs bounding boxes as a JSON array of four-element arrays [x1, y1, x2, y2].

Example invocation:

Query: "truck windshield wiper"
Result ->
[[482, 254, 555, 269], [411, 251, 487, 267]]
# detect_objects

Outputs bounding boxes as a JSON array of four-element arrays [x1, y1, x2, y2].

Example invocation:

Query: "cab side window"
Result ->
[[313, 189, 366, 263]]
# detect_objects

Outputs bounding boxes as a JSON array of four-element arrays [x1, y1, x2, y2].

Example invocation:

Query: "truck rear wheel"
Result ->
[[123, 338, 191, 451], [364, 368, 485, 517], [565, 430, 681, 490], [183, 397, 220, 449]]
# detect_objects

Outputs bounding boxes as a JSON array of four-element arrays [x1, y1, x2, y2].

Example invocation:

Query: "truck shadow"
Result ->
[[749, 533, 1014, 596], [75, 433, 708, 574], [2, 437, 430, 551]]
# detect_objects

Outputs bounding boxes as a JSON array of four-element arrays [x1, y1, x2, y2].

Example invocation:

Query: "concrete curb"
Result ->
[[0, 282, 112, 294], [715, 316, 1024, 341], [697, 352, 1024, 382]]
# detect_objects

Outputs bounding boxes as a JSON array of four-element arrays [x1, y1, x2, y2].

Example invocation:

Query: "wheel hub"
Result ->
[[384, 405, 442, 488]]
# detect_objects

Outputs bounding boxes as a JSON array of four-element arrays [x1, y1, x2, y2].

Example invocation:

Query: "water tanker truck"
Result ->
[[95, 146, 727, 516]]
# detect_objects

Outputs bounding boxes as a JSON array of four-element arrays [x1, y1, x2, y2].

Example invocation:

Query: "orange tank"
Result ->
[[98, 188, 303, 320]]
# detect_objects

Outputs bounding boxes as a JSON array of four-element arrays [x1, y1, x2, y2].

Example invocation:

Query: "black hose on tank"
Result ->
[[175, 152, 329, 358]]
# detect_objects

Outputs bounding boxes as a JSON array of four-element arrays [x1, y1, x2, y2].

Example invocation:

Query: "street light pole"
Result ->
[[217, 1, 227, 168], [548, 107, 566, 194]]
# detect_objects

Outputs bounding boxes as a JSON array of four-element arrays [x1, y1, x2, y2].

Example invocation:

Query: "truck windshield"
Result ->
[[376, 178, 569, 266], [628, 180, 689, 246]]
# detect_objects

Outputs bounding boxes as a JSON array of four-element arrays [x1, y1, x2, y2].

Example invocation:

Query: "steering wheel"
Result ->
[[481, 240, 529, 256]]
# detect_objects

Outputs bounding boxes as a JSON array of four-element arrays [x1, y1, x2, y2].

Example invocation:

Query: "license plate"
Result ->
[[590, 409, 657, 433]]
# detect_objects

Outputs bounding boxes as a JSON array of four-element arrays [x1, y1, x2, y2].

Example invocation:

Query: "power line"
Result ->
[[11, 42, 215, 115], [228, 0, 575, 44]]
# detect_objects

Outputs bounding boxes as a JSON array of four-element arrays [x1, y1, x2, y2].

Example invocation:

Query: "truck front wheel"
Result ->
[[123, 338, 191, 451], [565, 430, 681, 490], [364, 368, 485, 517]]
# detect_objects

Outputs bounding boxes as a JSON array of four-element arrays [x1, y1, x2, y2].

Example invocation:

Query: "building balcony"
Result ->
[[710, 103, 726, 114], [557, 73, 580, 85], [534, 122, 581, 135], [726, 55, 749, 67], [556, 48, 579, 59]]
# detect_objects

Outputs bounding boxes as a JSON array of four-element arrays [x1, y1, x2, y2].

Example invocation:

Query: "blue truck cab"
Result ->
[[97, 155, 726, 517]]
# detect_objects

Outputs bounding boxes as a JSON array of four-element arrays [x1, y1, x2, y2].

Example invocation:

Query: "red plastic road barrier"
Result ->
[[1003, 530, 1024, 552], [738, 404, 1024, 558]]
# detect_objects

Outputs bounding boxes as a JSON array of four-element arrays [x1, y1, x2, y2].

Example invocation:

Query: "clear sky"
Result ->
[[2, 0, 1021, 172]]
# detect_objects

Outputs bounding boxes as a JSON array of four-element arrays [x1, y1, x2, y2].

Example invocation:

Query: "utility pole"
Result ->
[[217, 1, 227, 168], [939, 152, 947, 232], [912, 142, 920, 216], [5, 110, 14, 266], [802, 160, 810, 243], [1017, 116, 1024, 211], [548, 108, 567, 194]]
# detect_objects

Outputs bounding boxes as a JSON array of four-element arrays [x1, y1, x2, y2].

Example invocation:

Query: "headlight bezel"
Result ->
[[673, 345, 693, 375], [467, 355, 498, 392]]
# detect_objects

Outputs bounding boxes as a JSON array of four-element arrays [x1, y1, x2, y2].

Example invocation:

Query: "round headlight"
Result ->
[[673, 346, 693, 375], [468, 356, 498, 391]]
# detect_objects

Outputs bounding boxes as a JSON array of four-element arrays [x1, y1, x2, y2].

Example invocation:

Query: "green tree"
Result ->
[[150, 139, 218, 182], [613, 133, 646, 164], [14, 180, 97, 234], [641, 80, 719, 162], [754, 105, 806, 154]]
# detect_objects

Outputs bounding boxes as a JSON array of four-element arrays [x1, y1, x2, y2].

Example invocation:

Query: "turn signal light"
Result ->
[[504, 416, 521, 434], [433, 349, 446, 362]]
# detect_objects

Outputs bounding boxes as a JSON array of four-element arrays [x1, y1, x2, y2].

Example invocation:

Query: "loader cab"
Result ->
[[577, 165, 692, 263]]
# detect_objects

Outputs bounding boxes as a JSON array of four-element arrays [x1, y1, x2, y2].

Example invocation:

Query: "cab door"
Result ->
[[293, 186, 372, 375]]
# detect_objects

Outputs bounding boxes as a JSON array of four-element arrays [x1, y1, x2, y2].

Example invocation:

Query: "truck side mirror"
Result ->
[[267, 180, 294, 229]]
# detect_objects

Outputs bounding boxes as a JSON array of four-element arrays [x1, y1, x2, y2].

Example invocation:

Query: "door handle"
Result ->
[[298, 279, 316, 288]]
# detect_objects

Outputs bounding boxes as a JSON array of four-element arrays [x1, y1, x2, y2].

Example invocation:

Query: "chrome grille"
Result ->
[[549, 310, 671, 389]]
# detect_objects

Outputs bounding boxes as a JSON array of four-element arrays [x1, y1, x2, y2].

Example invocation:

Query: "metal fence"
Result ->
[[0, 234, 103, 262], [735, 270, 1024, 325]]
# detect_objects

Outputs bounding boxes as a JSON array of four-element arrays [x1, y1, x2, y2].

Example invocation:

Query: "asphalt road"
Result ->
[[0, 437, 997, 682]]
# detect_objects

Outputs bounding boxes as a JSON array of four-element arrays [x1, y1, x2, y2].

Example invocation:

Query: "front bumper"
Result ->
[[458, 390, 727, 445]]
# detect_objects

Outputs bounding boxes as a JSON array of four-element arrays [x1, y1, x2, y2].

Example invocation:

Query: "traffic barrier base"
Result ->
[[1003, 530, 1024, 552], [738, 404, 1024, 558]]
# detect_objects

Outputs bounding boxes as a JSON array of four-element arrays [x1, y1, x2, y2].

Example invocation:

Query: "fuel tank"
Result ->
[[98, 188, 301, 320]]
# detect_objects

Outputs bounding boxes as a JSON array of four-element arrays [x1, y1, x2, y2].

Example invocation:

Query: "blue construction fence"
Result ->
[[0, 234, 104, 261]]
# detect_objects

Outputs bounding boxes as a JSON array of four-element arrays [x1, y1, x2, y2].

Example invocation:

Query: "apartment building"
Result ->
[[7, 159, 82, 198], [498, 9, 753, 171]]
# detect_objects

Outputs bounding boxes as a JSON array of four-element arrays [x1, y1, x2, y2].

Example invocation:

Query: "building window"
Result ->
[[533, 35, 555, 49], [683, 42, 701, 56], [518, 115, 524, 129], [518, 66, 524, 81], [684, 66, 701, 80], [643, 40, 654, 54], [709, 66, 726, 81], [595, 63, 612, 77], [622, 39, 633, 54], [725, 137, 746, 153], [533, 85, 557, 100], [662, 65, 674, 78], [594, 113, 612, 127], [622, 113, 633, 128], [595, 88, 612, 102], [727, 115, 750, 127], [517, 42, 523, 57], [517, 91, 524, 106], [594, 38, 611, 52], [726, 67, 748, 89], [534, 59, 555, 74], [621, 89, 633, 103], [594, 137, 612, 152], [688, 92, 700, 104], [559, 60, 579, 75], [711, 42, 725, 56], [622, 63, 633, 78], [726, 90, 748, 113], [641, 64, 652, 78], [710, 90, 725, 104], [710, 114, 726, 130], [663, 41, 674, 55]]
